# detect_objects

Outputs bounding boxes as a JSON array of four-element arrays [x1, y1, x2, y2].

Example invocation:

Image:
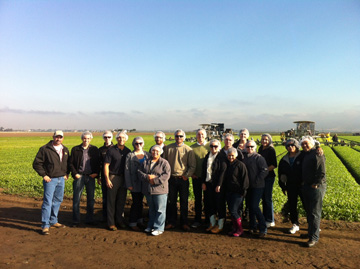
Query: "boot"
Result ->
[[206, 215, 216, 232], [228, 217, 237, 236], [233, 217, 244, 237], [211, 218, 225, 234]]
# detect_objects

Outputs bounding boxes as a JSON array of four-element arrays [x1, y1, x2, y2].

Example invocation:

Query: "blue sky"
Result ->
[[1, 0, 359, 132]]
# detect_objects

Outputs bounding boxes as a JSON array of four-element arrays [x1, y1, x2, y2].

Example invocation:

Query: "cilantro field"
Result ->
[[0, 132, 359, 221]]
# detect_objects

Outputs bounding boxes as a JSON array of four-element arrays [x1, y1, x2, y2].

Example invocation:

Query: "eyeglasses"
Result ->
[[210, 145, 218, 148], [175, 135, 184, 138], [135, 142, 143, 146], [104, 136, 112, 139]]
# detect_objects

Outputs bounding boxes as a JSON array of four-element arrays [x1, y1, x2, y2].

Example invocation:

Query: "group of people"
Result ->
[[33, 128, 326, 247]]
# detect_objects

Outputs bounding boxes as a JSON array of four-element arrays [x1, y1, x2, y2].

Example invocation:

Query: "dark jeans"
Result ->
[[204, 182, 217, 218], [216, 187, 227, 220], [249, 187, 267, 233], [73, 175, 95, 223], [129, 191, 144, 226], [192, 177, 203, 222], [287, 184, 304, 225], [302, 183, 326, 242], [107, 175, 127, 227], [262, 176, 275, 223], [101, 177, 108, 221], [167, 176, 189, 226], [226, 192, 244, 219]]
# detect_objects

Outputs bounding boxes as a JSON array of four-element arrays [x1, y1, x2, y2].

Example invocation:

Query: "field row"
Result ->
[[332, 146, 360, 184]]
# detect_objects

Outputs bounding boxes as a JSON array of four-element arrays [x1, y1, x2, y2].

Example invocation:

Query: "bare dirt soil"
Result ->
[[1, 192, 359, 269]]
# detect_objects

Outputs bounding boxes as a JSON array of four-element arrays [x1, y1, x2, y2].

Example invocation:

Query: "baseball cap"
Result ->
[[53, 130, 64, 137]]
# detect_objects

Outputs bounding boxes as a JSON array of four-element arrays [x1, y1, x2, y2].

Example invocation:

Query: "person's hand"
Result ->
[[43, 176, 51, 183], [311, 184, 319, 189], [202, 183, 206, 191], [215, 186, 221, 193], [75, 174, 81, 179], [64, 174, 69, 180], [90, 173, 98, 179], [106, 179, 113, 189], [316, 147, 324, 156]]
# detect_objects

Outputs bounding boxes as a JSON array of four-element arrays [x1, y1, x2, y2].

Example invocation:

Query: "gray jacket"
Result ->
[[125, 151, 151, 192], [138, 157, 171, 195]]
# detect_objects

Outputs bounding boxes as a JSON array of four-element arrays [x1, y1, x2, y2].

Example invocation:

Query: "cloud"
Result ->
[[0, 107, 66, 115], [97, 111, 127, 116]]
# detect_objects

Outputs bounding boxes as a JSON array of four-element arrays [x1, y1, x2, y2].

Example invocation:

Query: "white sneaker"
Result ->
[[266, 221, 275, 228], [151, 230, 163, 236], [289, 224, 300, 234]]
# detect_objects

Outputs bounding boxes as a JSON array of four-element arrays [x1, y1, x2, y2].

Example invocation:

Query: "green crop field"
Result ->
[[0, 133, 359, 221], [332, 146, 360, 183]]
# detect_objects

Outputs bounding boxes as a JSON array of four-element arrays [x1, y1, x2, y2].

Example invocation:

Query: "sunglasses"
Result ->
[[135, 142, 143, 146], [287, 144, 295, 147], [175, 135, 184, 138], [247, 146, 255, 148], [155, 136, 163, 139], [104, 136, 112, 139], [210, 145, 218, 148]]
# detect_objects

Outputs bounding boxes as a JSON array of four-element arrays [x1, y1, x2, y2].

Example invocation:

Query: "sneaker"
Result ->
[[51, 223, 66, 228], [289, 224, 300, 234], [109, 225, 117, 231], [151, 230, 163, 236], [266, 221, 275, 228], [306, 240, 317, 247], [144, 227, 153, 233], [42, 227, 50, 235]]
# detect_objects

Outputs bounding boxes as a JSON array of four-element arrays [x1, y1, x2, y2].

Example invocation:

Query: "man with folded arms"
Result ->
[[69, 131, 100, 226]]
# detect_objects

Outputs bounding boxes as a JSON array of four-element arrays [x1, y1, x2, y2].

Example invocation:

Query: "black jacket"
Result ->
[[278, 152, 303, 191], [69, 144, 100, 177], [242, 152, 268, 189], [201, 152, 227, 186], [33, 141, 70, 178], [222, 159, 249, 196], [301, 148, 326, 185], [258, 145, 277, 178]]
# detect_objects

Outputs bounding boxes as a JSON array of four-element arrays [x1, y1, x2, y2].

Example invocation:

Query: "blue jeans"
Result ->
[[249, 187, 267, 233], [262, 176, 275, 223], [302, 183, 326, 242], [41, 177, 65, 228], [146, 194, 168, 232], [226, 192, 244, 219], [73, 175, 95, 223]]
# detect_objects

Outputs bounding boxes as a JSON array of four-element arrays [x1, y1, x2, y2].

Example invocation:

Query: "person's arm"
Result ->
[[184, 149, 196, 180], [104, 163, 112, 188], [124, 154, 133, 191], [152, 159, 171, 185]]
